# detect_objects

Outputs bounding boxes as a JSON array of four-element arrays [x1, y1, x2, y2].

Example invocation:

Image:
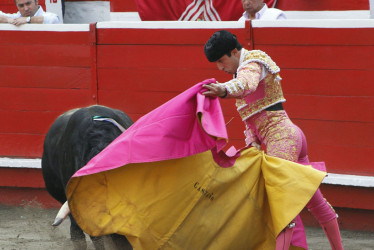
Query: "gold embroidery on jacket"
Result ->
[[234, 50, 285, 121]]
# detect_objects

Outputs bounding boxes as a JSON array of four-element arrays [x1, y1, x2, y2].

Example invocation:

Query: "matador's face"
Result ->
[[215, 49, 240, 75]]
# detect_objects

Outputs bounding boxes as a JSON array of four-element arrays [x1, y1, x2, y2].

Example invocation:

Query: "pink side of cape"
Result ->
[[73, 79, 228, 177]]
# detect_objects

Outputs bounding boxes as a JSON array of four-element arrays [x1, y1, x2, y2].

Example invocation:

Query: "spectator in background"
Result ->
[[0, 0, 61, 25], [239, 0, 286, 21]]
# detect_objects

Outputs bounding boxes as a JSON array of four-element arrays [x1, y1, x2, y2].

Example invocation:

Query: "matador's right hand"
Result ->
[[202, 82, 227, 97]]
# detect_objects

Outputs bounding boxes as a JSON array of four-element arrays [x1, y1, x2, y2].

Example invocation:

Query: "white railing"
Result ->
[[1, 157, 374, 187]]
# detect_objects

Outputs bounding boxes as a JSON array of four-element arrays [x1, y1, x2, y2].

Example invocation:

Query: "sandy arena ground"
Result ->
[[1, 204, 374, 250]]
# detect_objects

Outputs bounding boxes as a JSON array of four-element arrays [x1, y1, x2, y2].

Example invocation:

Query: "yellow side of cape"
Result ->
[[67, 147, 325, 249]]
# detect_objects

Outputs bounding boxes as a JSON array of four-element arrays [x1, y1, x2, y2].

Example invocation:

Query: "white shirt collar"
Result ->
[[234, 49, 246, 77], [239, 49, 245, 66], [256, 4, 268, 19], [34, 6, 44, 16]]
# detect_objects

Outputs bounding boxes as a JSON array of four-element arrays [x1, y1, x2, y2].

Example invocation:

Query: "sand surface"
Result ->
[[1, 204, 374, 250]]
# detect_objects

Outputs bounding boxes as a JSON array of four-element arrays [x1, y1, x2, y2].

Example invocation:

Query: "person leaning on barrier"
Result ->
[[238, 0, 286, 21], [0, 0, 61, 26]]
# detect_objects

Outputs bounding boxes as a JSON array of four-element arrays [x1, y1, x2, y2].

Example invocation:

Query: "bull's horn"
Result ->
[[92, 116, 127, 132], [52, 201, 70, 226]]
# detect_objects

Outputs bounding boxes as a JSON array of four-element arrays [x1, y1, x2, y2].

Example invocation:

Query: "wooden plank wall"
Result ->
[[96, 25, 251, 148], [0, 22, 373, 178], [109, 0, 137, 12], [0, 25, 96, 157], [252, 26, 374, 175]]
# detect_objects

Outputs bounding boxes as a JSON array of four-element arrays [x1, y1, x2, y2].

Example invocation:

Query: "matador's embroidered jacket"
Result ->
[[222, 49, 286, 121]]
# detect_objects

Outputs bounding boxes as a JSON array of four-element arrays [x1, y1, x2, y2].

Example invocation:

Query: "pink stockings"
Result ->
[[276, 189, 343, 250], [245, 111, 343, 249], [306, 189, 343, 250]]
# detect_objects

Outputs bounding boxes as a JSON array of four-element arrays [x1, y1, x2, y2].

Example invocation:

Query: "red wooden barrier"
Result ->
[[1, 20, 373, 174], [0, 21, 374, 231], [0, 24, 96, 157], [109, 0, 137, 12], [95, 21, 250, 148], [251, 21, 374, 175]]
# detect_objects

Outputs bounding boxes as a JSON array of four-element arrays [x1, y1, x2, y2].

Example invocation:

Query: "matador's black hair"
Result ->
[[204, 30, 243, 62]]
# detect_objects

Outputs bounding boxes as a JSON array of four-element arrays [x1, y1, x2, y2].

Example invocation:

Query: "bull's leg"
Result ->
[[69, 214, 87, 250], [69, 214, 106, 250], [89, 236, 105, 250], [110, 234, 133, 250]]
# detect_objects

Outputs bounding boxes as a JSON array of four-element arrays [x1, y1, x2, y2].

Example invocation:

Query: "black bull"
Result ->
[[42, 105, 133, 249]]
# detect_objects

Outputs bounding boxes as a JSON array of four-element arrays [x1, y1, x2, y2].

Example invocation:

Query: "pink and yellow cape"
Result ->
[[66, 79, 325, 249]]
